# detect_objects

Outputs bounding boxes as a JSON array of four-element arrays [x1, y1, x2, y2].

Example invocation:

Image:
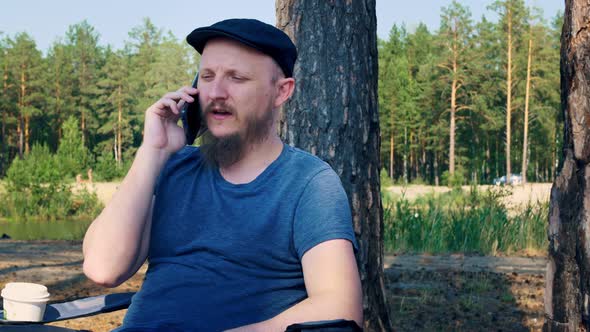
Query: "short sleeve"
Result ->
[[293, 168, 358, 260]]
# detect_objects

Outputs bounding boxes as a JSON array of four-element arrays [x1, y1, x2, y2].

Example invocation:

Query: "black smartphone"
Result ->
[[180, 72, 206, 145]]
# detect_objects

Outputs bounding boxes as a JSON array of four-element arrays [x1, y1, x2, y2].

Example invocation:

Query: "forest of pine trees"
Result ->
[[0, 18, 199, 180], [378, 0, 562, 185], [0, 0, 562, 185]]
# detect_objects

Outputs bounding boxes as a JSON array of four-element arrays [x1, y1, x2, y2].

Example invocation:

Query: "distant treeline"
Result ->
[[0, 18, 198, 179], [0, 0, 563, 186], [378, 0, 562, 185]]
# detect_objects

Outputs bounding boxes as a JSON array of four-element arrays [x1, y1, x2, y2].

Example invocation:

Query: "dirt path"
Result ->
[[0, 241, 547, 331], [385, 254, 547, 275], [79, 182, 553, 209], [0, 241, 145, 331], [386, 183, 552, 209]]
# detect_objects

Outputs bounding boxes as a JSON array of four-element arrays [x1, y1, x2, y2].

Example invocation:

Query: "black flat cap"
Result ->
[[186, 18, 297, 78]]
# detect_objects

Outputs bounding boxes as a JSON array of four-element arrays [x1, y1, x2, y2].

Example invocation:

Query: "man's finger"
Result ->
[[178, 86, 199, 97], [157, 98, 179, 115], [163, 91, 195, 103]]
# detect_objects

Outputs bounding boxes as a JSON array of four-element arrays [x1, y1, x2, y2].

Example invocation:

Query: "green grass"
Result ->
[[383, 187, 548, 255]]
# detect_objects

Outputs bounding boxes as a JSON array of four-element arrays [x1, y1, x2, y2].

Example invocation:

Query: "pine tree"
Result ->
[[378, 25, 407, 180], [438, 1, 473, 176], [277, 0, 393, 329], [66, 20, 102, 148], [6, 32, 44, 158], [0, 34, 16, 176], [490, 0, 529, 184], [46, 39, 76, 145], [57, 116, 89, 178], [96, 48, 134, 166]]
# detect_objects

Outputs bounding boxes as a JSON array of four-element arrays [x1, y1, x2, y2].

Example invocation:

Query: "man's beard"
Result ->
[[199, 101, 275, 168]]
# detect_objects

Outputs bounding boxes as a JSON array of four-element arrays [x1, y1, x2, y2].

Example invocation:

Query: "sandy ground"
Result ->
[[72, 182, 120, 206], [0, 183, 552, 331], [81, 182, 553, 208], [386, 183, 552, 208], [0, 241, 547, 332], [0, 241, 145, 331]]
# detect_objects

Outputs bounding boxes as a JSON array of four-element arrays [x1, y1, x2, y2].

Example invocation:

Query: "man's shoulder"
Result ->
[[281, 144, 341, 184], [161, 146, 204, 173], [169, 145, 201, 162], [283, 145, 332, 173]]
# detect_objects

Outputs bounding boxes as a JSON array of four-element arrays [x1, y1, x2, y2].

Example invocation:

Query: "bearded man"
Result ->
[[82, 19, 362, 331]]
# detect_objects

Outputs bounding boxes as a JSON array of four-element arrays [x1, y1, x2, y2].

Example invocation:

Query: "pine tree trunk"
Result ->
[[506, 4, 513, 183], [522, 32, 533, 184], [544, 0, 590, 330], [403, 126, 408, 183], [389, 100, 395, 179], [117, 84, 123, 165], [24, 115, 30, 154], [449, 32, 458, 175], [486, 140, 491, 182], [81, 62, 87, 146], [18, 66, 25, 157], [55, 69, 62, 140], [17, 116, 23, 159], [276, 1, 392, 330], [389, 133, 394, 179], [2, 64, 8, 164], [434, 149, 439, 186]]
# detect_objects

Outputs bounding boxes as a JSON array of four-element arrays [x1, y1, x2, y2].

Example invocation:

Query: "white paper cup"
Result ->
[[1, 282, 50, 321]]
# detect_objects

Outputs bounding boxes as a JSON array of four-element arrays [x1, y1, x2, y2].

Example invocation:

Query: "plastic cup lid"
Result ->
[[1, 282, 50, 301]]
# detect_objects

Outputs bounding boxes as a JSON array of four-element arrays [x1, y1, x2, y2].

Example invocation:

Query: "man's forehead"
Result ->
[[200, 38, 276, 73], [202, 38, 272, 62]]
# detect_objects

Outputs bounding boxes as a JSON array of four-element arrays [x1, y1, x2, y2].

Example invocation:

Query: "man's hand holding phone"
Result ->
[[142, 86, 198, 160]]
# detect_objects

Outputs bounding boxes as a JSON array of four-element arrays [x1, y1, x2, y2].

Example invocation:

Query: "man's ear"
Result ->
[[274, 77, 295, 108]]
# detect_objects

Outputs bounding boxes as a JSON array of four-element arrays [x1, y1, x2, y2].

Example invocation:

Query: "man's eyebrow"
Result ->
[[199, 66, 254, 77], [227, 69, 253, 78]]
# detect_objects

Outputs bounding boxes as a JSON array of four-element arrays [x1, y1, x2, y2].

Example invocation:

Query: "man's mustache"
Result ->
[[202, 102, 235, 116]]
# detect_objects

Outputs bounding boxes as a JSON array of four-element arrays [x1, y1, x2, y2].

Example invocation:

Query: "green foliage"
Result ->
[[380, 168, 393, 188], [94, 152, 128, 181], [377, 0, 561, 185], [0, 143, 102, 221], [0, 4, 564, 191], [442, 169, 466, 188], [2, 144, 71, 219], [383, 187, 548, 255], [57, 116, 90, 178]]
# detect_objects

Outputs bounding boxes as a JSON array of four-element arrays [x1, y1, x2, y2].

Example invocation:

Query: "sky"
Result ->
[[0, 1, 564, 52]]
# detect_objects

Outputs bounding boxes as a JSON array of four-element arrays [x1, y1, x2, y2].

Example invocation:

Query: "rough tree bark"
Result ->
[[544, 0, 590, 331], [275, 0, 393, 330]]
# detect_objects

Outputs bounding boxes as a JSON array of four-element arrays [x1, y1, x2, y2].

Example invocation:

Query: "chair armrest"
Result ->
[[285, 319, 362, 332]]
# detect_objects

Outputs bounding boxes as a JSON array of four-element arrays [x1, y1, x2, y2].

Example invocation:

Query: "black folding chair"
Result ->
[[0, 292, 362, 331]]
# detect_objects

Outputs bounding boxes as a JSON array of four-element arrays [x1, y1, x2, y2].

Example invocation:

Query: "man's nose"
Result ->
[[206, 78, 229, 101]]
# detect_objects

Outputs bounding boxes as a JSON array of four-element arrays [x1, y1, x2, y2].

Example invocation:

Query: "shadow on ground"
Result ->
[[385, 260, 545, 331]]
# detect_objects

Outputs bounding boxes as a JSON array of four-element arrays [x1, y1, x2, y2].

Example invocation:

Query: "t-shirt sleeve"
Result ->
[[293, 168, 358, 260]]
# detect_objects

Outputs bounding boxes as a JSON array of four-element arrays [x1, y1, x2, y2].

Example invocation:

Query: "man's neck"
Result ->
[[219, 134, 284, 185]]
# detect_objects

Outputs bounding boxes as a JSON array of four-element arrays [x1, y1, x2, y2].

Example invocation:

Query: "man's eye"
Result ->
[[231, 76, 245, 81]]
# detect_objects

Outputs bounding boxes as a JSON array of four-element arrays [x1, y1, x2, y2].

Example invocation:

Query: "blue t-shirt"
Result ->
[[117, 143, 357, 331]]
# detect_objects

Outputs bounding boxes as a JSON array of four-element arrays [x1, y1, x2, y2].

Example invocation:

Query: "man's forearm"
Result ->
[[82, 146, 168, 286], [229, 293, 362, 332]]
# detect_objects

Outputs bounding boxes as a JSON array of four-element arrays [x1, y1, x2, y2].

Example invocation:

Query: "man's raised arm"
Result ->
[[82, 86, 197, 287]]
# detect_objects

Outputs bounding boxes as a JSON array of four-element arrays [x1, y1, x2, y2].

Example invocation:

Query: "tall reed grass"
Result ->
[[382, 187, 548, 255]]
